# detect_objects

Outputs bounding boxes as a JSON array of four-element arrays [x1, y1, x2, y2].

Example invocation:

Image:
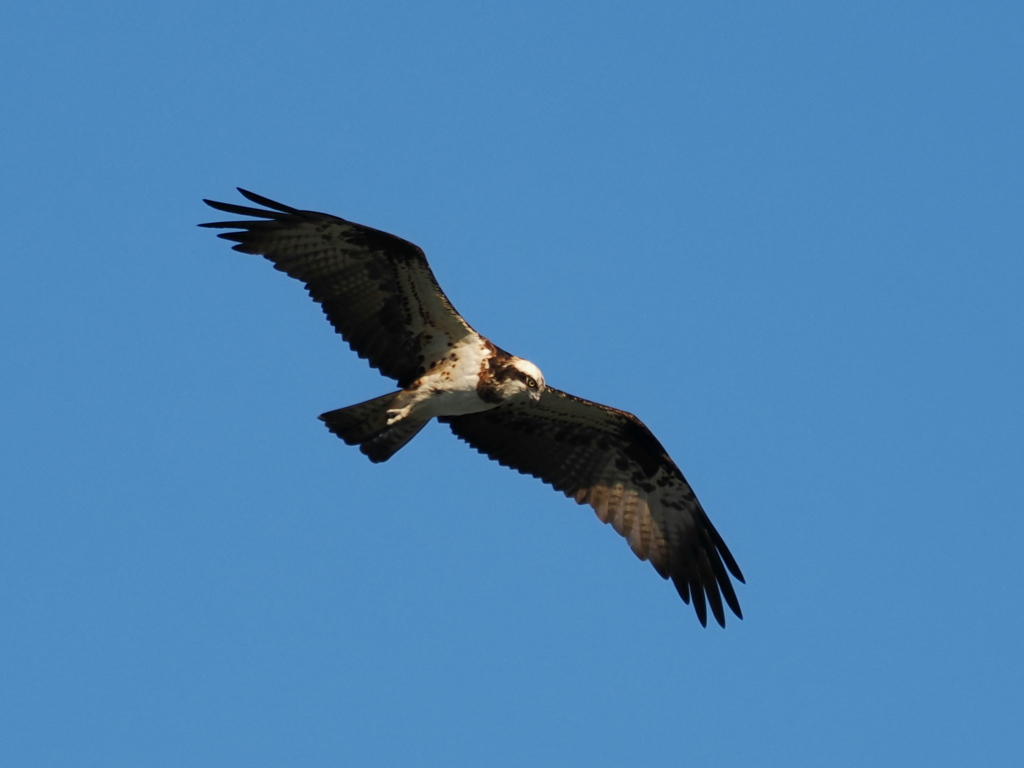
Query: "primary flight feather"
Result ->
[[201, 189, 745, 627]]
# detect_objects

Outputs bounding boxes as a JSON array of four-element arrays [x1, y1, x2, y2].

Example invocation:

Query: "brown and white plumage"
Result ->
[[442, 391, 743, 627], [201, 189, 471, 388], [201, 189, 744, 627]]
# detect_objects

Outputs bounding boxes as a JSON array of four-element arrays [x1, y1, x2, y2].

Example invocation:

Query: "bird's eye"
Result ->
[[526, 377, 537, 389]]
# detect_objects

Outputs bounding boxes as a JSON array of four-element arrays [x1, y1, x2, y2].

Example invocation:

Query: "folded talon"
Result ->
[[386, 407, 409, 426]]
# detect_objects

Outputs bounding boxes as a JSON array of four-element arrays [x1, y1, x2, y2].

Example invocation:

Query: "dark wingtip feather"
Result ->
[[675, 573, 708, 626], [693, 595, 709, 627], [672, 574, 691, 605], [703, 537, 743, 623], [200, 190, 301, 224], [706, 521, 745, 583], [236, 188, 300, 213], [723, 550, 745, 583], [199, 199, 276, 222], [717, 569, 743, 620], [703, 571, 727, 629]]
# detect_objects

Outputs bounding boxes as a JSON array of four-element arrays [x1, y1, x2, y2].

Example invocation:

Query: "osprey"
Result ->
[[201, 189, 744, 627]]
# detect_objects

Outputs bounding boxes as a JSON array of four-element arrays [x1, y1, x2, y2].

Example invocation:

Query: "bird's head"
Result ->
[[506, 358, 546, 402]]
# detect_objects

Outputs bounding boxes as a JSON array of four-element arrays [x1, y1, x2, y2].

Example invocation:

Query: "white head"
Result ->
[[508, 357, 546, 402]]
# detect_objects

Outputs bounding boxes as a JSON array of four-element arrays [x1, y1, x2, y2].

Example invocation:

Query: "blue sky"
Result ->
[[2, 1, 1022, 765]]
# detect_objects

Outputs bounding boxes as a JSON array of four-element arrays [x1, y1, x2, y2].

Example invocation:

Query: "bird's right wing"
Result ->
[[201, 189, 476, 387]]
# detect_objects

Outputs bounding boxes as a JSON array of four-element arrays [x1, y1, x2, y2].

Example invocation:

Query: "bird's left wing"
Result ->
[[442, 388, 744, 627]]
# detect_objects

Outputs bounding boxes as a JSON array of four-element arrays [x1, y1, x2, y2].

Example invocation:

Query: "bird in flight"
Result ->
[[201, 189, 744, 627]]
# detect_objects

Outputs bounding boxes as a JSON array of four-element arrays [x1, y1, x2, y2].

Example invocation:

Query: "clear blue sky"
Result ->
[[2, 1, 1022, 765]]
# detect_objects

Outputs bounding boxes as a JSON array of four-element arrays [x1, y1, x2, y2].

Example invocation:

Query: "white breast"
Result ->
[[406, 335, 496, 420]]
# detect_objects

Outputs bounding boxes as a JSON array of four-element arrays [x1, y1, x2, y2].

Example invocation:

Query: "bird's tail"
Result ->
[[319, 392, 428, 464]]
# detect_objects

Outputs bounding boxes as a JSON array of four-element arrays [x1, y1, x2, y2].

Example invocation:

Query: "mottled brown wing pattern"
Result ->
[[200, 189, 475, 387], [442, 388, 744, 627]]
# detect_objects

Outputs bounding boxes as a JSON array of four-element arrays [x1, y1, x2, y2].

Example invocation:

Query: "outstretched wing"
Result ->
[[200, 189, 475, 387], [442, 388, 744, 627]]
